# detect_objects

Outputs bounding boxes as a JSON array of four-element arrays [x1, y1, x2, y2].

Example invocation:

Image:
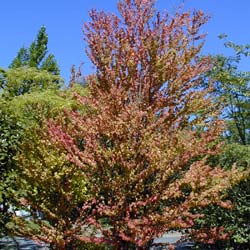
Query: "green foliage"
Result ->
[[0, 83, 89, 244], [193, 178, 250, 249], [208, 39, 250, 145], [29, 26, 49, 68], [1, 26, 61, 98], [198, 39, 250, 248], [0, 83, 86, 161], [40, 54, 59, 73], [9, 26, 60, 75], [0, 59, 87, 236], [0, 67, 62, 98], [218, 143, 250, 169], [208, 144, 250, 248], [0, 169, 21, 235], [9, 47, 29, 68], [0, 28, 62, 232], [0, 102, 24, 169], [0, 101, 25, 235], [4, 88, 81, 125]]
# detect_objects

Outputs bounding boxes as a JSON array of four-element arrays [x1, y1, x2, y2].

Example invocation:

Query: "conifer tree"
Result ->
[[10, 26, 59, 75]]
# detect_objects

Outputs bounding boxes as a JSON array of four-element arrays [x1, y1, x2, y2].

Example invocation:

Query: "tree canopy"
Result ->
[[45, 1, 247, 249], [1, 1, 250, 250], [9, 26, 60, 75]]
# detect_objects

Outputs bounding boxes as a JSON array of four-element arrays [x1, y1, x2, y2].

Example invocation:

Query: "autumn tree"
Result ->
[[44, 0, 247, 249]]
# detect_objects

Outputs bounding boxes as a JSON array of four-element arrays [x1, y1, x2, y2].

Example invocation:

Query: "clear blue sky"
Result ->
[[1, 0, 250, 84]]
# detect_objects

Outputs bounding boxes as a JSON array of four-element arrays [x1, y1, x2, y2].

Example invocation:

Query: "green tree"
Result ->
[[208, 38, 250, 145], [0, 66, 60, 236], [9, 47, 29, 68], [193, 39, 250, 249], [0, 83, 89, 239], [9, 26, 60, 75], [0, 26, 62, 237]]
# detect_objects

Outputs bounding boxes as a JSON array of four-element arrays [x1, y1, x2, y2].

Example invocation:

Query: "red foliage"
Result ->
[[47, 1, 245, 249], [191, 226, 230, 244]]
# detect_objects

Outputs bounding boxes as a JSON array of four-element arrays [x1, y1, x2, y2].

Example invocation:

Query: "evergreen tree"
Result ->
[[9, 47, 29, 68], [9, 26, 60, 75]]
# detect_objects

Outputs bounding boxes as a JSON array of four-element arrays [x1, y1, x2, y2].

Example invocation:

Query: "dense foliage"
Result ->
[[10, 88, 90, 250], [0, 67, 61, 98], [46, 1, 247, 249], [1, 1, 250, 250], [208, 39, 250, 145], [0, 102, 25, 234], [0, 27, 62, 236], [0, 81, 91, 249], [192, 40, 250, 249]]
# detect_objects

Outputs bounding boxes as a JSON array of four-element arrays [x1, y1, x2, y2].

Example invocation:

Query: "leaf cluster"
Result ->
[[9, 26, 60, 75], [0, 67, 62, 98]]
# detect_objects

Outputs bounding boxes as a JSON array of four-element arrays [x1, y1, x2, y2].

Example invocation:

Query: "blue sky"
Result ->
[[1, 0, 250, 84]]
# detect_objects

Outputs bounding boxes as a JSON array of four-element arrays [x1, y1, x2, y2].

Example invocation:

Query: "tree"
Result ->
[[6, 88, 91, 250], [46, 1, 247, 249], [0, 26, 62, 98], [9, 26, 60, 75], [207, 38, 250, 145], [0, 26, 61, 237], [9, 47, 29, 68], [192, 39, 250, 249], [0, 85, 90, 243], [0, 67, 60, 235]]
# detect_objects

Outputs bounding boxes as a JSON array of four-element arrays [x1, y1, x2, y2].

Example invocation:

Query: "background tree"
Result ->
[[0, 88, 58, 235], [9, 26, 60, 75], [0, 67, 61, 98], [208, 37, 250, 145], [193, 39, 250, 249], [46, 1, 247, 249], [5, 86, 96, 250], [0, 82, 91, 242], [0, 26, 61, 98], [0, 28, 61, 234]]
